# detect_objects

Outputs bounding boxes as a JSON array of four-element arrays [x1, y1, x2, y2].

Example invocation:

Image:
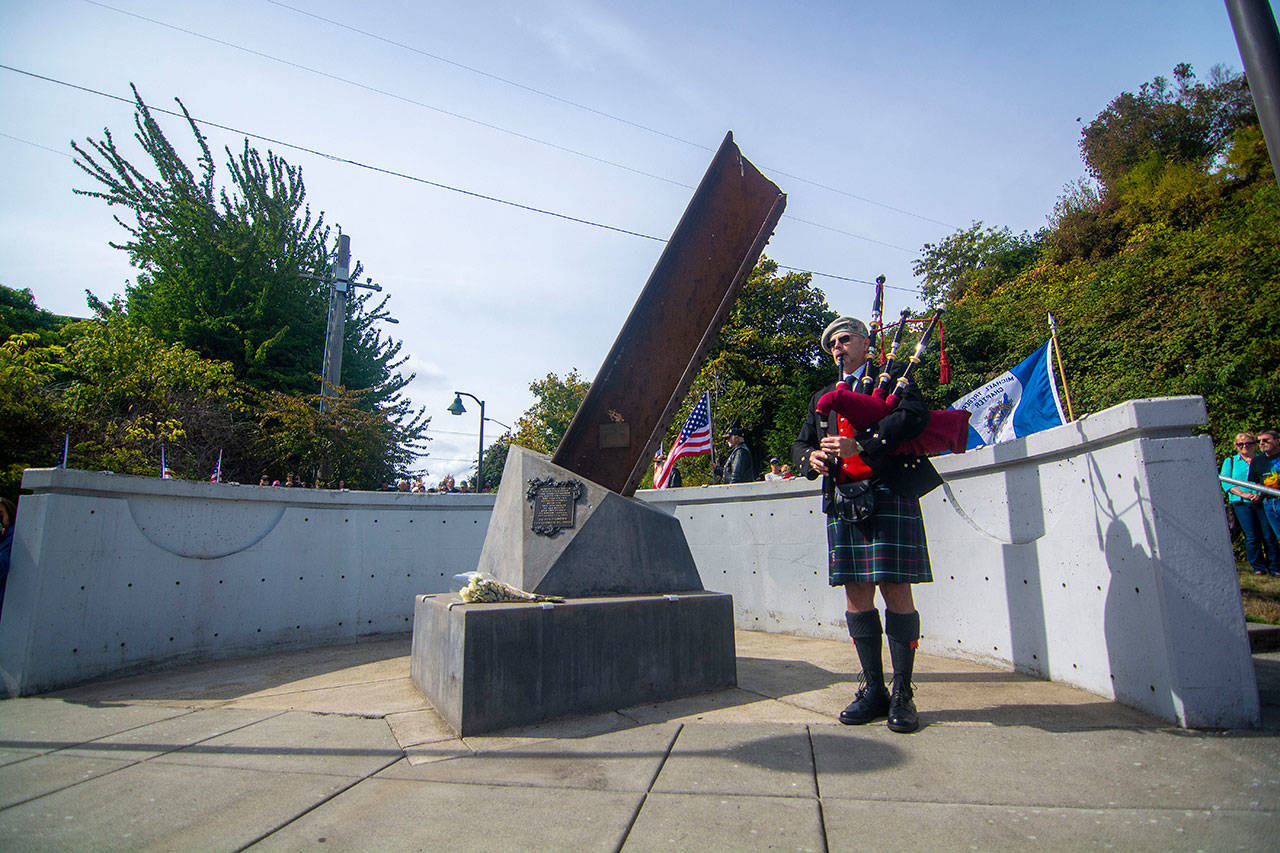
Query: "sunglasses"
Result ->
[[831, 333, 857, 347], [1237, 440, 1257, 446]]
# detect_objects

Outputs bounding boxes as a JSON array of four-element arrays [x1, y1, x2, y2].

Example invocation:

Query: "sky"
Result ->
[[0, 0, 1261, 483]]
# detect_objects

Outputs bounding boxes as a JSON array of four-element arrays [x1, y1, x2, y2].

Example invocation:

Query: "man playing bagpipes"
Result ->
[[790, 312, 962, 733]]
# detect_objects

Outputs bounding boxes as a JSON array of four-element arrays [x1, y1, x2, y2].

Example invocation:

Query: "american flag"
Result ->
[[654, 391, 712, 489], [160, 445, 172, 479], [209, 449, 223, 483]]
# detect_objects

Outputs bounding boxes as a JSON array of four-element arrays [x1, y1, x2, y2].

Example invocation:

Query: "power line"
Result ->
[[786, 215, 912, 253], [0, 130, 73, 158], [777, 264, 919, 294], [264, 0, 713, 154], [80, 0, 694, 191], [0, 63, 667, 243], [81, 0, 956, 235], [263, 0, 961, 230], [2, 63, 920, 293]]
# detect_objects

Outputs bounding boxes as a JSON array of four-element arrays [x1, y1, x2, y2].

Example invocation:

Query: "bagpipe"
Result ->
[[818, 296, 971, 459]]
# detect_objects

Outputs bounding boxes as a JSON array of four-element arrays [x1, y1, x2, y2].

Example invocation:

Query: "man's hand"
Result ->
[[811, 435, 862, 476], [808, 448, 832, 476], [820, 435, 861, 458]]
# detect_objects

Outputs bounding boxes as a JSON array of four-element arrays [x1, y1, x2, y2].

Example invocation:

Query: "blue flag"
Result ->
[[949, 340, 1066, 449]]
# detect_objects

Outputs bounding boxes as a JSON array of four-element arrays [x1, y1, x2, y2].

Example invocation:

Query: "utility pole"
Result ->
[[316, 234, 382, 413], [1226, 0, 1280, 189], [319, 234, 351, 413]]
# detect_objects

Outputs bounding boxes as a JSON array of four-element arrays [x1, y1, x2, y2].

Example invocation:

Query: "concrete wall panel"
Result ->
[[0, 397, 1258, 727]]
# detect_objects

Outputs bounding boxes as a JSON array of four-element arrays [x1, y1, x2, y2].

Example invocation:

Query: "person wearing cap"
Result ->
[[653, 447, 682, 487], [791, 315, 943, 733], [716, 422, 755, 484], [765, 458, 785, 481]]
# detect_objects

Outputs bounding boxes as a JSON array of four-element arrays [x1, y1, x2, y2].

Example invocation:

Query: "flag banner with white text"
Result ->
[[949, 339, 1065, 449]]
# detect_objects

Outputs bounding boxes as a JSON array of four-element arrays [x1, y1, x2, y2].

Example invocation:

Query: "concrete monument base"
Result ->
[[411, 591, 736, 735]]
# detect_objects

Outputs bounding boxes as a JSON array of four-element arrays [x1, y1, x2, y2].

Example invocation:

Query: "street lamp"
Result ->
[[448, 391, 486, 492]]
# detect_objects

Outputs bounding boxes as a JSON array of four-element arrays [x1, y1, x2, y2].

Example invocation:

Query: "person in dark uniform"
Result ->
[[718, 422, 755, 484], [791, 316, 942, 733]]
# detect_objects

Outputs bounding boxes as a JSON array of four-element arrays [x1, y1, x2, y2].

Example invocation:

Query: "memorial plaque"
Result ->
[[526, 477, 584, 537], [598, 422, 630, 449]]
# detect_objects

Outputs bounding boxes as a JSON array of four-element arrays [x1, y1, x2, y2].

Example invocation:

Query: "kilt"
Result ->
[[827, 482, 932, 586]]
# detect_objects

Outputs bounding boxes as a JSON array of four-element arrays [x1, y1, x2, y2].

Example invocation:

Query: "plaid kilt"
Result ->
[[827, 482, 933, 585]]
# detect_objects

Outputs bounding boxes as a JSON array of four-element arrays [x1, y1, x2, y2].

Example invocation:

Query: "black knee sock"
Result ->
[[884, 609, 920, 690], [845, 609, 885, 689]]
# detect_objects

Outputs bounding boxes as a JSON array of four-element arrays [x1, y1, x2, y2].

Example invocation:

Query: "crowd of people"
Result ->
[[1222, 429, 1280, 576], [245, 473, 481, 493]]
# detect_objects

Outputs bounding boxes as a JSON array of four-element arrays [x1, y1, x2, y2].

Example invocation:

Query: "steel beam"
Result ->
[[551, 132, 785, 495]]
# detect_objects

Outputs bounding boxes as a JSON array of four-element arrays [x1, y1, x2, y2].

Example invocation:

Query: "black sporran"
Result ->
[[835, 479, 876, 523]]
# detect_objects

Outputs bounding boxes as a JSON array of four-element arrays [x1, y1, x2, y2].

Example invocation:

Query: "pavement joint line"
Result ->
[[232, 673, 412, 700], [0, 708, 293, 812], [807, 724, 832, 853], [612, 722, 683, 853], [231, 753, 406, 853], [809, 797, 1277, 816]]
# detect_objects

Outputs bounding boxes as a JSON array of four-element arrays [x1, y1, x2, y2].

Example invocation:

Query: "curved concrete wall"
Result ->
[[645, 395, 1258, 728], [0, 396, 1259, 727], [0, 474, 491, 697]]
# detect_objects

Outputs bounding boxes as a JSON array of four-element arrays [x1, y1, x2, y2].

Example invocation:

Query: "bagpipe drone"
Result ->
[[817, 286, 971, 459]]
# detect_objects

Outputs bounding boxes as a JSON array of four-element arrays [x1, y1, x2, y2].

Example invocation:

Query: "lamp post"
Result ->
[[448, 391, 486, 492]]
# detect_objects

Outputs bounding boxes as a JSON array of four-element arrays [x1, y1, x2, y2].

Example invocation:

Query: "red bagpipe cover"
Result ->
[[816, 387, 971, 456]]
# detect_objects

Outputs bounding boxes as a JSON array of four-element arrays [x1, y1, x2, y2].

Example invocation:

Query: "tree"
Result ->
[[0, 332, 67, 496], [479, 433, 513, 491], [67, 86, 428, 482], [511, 369, 591, 454], [71, 86, 411, 407], [1080, 63, 1254, 194], [253, 384, 427, 488], [913, 64, 1279, 460], [651, 258, 836, 485], [0, 315, 248, 490], [914, 224, 1044, 307], [0, 285, 75, 342]]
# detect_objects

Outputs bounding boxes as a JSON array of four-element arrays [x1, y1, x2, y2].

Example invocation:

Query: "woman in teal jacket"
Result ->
[[1222, 432, 1278, 575]]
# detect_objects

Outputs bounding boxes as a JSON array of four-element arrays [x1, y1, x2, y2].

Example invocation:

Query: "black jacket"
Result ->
[[791, 367, 943, 513], [718, 443, 755, 484]]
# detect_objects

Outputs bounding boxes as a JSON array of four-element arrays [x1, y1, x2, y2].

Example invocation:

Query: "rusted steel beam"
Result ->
[[551, 132, 786, 496]]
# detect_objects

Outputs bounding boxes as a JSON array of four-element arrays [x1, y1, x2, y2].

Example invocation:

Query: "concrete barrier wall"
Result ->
[[0, 396, 1259, 727], [0, 473, 491, 697], [644, 396, 1258, 728]]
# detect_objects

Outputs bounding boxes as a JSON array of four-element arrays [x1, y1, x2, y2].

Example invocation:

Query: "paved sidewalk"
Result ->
[[1, 630, 1276, 852]]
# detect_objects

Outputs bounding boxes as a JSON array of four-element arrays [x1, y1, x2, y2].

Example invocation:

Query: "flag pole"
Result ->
[[1048, 313, 1075, 421], [61, 434, 69, 469]]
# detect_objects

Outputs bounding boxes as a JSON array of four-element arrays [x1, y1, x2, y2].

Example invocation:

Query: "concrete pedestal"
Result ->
[[411, 591, 736, 735], [476, 446, 703, 597]]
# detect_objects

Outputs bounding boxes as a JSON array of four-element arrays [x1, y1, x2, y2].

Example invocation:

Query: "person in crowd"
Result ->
[[716, 423, 755, 484], [780, 463, 794, 479], [0, 497, 16, 614], [1223, 432, 1278, 575], [653, 448, 682, 488], [258, 474, 270, 486], [1249, 430, 1280, 565], [791, 315, 943, 734], [765, 458, 785, 481]]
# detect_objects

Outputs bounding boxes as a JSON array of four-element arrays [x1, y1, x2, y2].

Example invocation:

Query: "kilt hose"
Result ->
[[827, 481, 933, 586]]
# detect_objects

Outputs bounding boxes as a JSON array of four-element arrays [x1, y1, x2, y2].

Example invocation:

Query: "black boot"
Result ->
[[885, 610, 920, 734], [840, 610, 889, 725]]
